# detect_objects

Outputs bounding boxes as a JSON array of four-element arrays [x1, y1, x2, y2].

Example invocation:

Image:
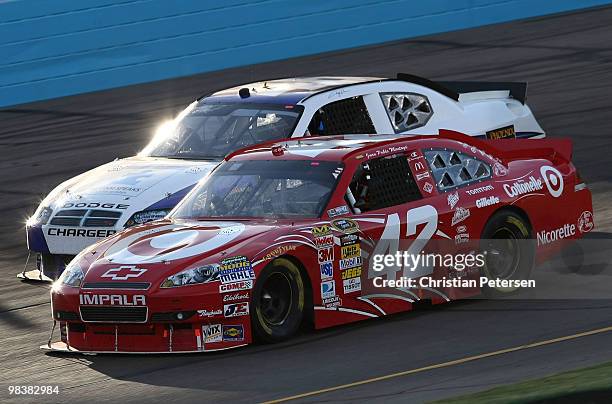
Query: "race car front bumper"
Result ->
[[48, 283, 252, 353]]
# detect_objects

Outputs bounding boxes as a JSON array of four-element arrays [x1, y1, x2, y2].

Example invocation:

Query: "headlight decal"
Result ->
[[160, 264, 220, 288]]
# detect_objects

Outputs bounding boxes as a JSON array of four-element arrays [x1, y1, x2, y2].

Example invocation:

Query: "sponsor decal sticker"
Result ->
[[219, 256, 255, 284], [312, 225, 331, 237], [321, 280, 336, 299], [447, 192, 459, 209], [343, 277, 361, 294], [416, 172, 430, 181], [341, 266, 362, 280], [340, 234, 359, 246], [331, 218, 359, 234], [317, 246, 334, 263], [314, 234, 334, 248], [340, 257, 362, 270], [224, 302, 249, 318], [494, 162, 508, 177], [320, 262, 333, 280], [341, 243, 361, 259], [328, 205, 350, 218], [422, 182, 433, 194], [456, 225, 467, 234], [486, 125, 516, 140], [219, 280, 253, 293], [223, 292, 249, 302], [503, 176, 543, 197], [455, 233, 469, 244], [466, 185, 494, 195], [578, 211, 594, 233], [261, 245, 297, 261], [198, 309, 222, 317], [476, 196, 499, 208], [323, 295, 341, 308], [537, 223, 576, 246], [451, 207, 470, 226], [222, 325, 244, 341], [202, 324, 222, 343]]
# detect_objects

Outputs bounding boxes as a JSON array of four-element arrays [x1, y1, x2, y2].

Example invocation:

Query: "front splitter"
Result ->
[[40, 341, 247, 355]]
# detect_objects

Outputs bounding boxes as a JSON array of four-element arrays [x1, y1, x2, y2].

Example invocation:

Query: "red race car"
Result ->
[[46, 132, 593, 353]]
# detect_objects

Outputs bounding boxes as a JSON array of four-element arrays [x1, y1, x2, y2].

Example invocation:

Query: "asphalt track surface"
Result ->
[[2, 5, 612, 403]]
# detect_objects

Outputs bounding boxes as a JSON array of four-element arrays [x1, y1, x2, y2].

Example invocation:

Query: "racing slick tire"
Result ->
[[480, 210, 535, 296], [251, 258, 306, 343]]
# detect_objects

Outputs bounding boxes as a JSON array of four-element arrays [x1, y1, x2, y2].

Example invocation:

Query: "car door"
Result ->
[[330, 147, 446, 312]]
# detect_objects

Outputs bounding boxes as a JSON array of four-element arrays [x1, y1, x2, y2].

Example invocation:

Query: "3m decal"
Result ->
[[317, 246, 334, 263]]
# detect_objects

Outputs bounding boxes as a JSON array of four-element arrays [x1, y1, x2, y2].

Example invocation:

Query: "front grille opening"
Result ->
[[80, 306, 148, 323]]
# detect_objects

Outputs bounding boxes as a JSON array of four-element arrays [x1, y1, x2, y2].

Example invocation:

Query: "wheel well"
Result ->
[[273, 255, 314, 326], [487, 205, 533, 237]]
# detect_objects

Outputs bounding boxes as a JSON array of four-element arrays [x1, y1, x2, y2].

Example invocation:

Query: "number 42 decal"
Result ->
[[368, 205, 438, 280]]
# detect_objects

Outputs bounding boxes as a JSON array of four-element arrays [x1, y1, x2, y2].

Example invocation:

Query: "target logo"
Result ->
[[540, 165, 564, 198], [104, 223, 245, 264]]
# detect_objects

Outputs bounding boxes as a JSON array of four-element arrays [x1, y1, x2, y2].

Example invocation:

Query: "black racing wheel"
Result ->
[[480, 210, 535, 295], [251, 258, 306, 343]]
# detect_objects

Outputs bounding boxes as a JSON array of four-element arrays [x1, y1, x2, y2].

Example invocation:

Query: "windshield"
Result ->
[[171, 160, 342, 219], [141, 102, 302, 159]]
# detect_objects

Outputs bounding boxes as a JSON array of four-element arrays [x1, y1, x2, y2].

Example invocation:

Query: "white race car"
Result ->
[[23, 74, 544, 279]]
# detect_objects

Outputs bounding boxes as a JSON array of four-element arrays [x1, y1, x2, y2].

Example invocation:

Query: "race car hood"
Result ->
[[81, 219, 287, 283], [40, 156, 220, 226]]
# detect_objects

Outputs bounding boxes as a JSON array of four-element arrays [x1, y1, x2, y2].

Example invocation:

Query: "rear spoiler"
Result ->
[[439, 129, 573, 164], [396, 73, 527, 104]]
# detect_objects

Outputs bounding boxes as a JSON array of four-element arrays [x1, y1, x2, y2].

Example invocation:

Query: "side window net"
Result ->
[[424, 148, 491, 192], [380, 92, 432, 132], [308, 96, 375, 136], [348, 154, 421, 212]]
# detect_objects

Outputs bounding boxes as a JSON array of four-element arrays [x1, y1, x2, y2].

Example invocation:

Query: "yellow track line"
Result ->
[[263, 325, 612, 403]]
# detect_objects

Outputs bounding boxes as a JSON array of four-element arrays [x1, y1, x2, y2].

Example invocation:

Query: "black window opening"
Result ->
[[307, 96, 375, 136], [347, 154, 422, 213]]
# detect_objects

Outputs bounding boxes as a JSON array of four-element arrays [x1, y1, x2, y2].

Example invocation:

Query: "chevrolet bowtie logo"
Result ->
[[101, 265, 147, 280]]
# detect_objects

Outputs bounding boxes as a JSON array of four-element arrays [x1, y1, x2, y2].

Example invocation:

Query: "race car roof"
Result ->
[[203, 76, 382, 105], [227, 134, 436, 162]]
